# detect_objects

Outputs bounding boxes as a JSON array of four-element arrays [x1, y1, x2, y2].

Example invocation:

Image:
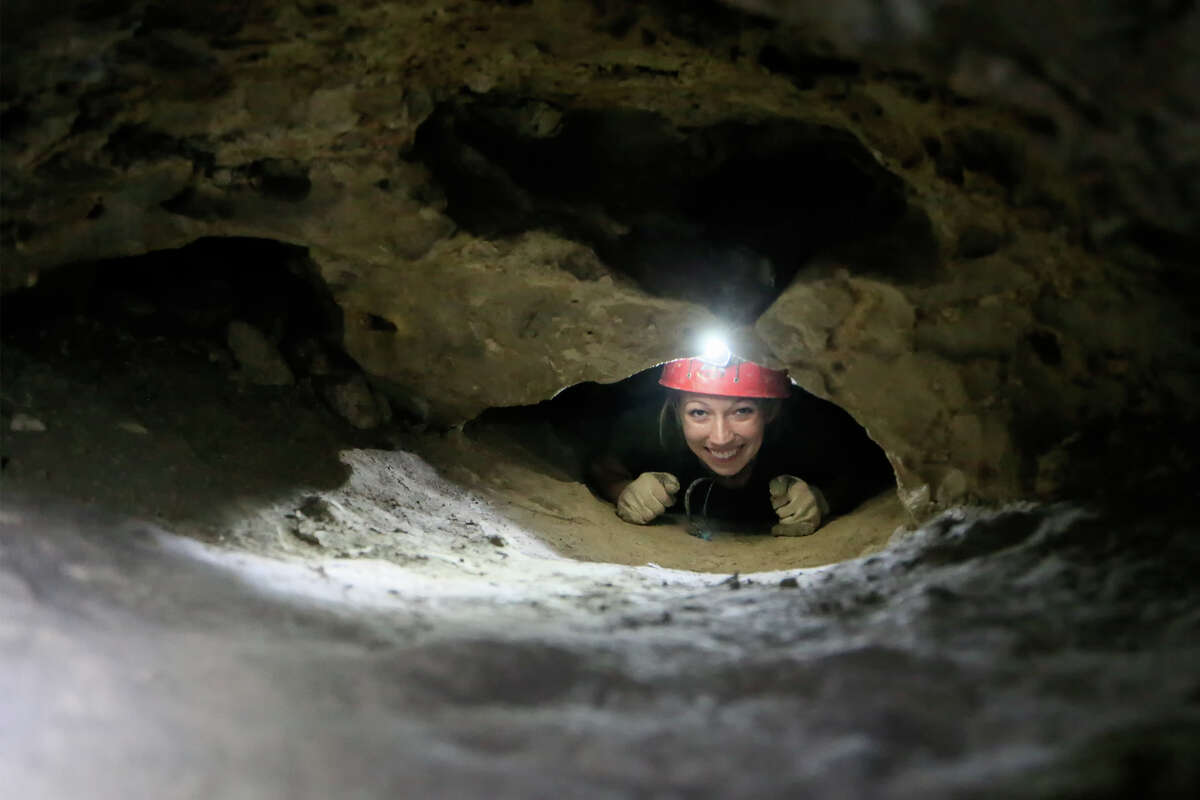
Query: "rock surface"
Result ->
[[4, 486, 1198, 799], [226, 319, 294, 385], [3, 1, 1198, 512]]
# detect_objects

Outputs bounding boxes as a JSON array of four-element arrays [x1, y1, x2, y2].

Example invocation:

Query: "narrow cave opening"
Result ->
[[414, 98, 938, 322], [464, 364, 899, 554], [3, 235, 902, 573]]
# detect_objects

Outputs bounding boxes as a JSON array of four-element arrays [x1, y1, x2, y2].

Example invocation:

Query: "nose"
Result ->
[[709, 416, 734, 446]]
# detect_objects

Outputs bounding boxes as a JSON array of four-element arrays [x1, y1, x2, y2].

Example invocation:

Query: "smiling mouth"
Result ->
[[706, 446, 742, 462]]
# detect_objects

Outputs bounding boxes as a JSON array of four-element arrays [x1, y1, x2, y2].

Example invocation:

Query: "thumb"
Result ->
[[654, 472, 680, 495], [769, 474, 798, 501]]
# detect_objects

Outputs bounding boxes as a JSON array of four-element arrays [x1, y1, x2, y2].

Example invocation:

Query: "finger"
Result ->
[[639, 483, 668, 518], [618, 491, 651, 524], [656, 473, 680, 494], [637, 490, 662, 520], [644, 488, 667, 515], [627, 498, 654, 524], [782, 502, 821, 528], [782, 482, 815, 514], [649, 481, 672, 507], [781, 497, 815, 520], [768, 475, 792, 499]]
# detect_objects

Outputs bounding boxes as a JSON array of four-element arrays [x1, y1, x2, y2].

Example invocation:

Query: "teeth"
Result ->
[[709, 449, 738, 459]]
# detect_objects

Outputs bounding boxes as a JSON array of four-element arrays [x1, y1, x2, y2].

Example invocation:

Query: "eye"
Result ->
[[733, 406, 756, 417], [687, 408, 709, 419]]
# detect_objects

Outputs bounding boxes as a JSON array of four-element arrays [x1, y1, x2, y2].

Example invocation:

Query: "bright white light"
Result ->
[[698, 332, 732, 366]]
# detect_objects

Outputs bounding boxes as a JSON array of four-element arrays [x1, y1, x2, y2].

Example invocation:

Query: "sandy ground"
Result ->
[[428, 425, 907, 572]]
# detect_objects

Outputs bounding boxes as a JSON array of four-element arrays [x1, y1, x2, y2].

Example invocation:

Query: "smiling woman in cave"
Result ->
[[588, 340, 883, 539]]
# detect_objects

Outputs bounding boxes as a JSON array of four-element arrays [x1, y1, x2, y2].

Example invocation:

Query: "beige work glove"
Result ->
[[617, 472, 680, 524], [769, 475, 830, 536]]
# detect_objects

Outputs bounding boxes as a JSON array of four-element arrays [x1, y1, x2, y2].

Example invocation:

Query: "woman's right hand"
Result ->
[[617, 472, 680, 524]]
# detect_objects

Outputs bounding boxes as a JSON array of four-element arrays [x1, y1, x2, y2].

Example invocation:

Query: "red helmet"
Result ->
[[659, 356, 791, 399]]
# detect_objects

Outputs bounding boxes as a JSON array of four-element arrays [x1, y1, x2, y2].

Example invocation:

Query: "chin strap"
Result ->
[[684, 476, 716, 541]]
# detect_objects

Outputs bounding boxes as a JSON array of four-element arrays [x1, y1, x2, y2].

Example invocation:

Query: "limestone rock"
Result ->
[[226, 321, 294, 386], [10, 413, 46, 433], [322, 374, 391, 431], [324, 232, 717, 423]]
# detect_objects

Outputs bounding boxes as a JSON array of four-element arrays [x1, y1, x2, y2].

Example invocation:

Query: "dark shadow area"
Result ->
[[0, 237, 382, 540], [413, 98, 938, 322], [0, 237, 341, 343], [466, 364, 895, 532]]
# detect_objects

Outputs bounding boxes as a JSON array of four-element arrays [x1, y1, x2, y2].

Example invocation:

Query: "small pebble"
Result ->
[[10, 413, 46, 432], [291, 526, 322, 546]]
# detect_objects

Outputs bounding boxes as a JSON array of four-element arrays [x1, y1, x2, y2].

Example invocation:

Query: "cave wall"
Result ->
[[3, 0, 1197, 518]]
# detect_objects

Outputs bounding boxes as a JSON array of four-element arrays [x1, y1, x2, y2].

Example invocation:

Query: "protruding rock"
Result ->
[[322, 373, 391, 430], [10, 413, 46, 432], [226, 321, 294, 386]]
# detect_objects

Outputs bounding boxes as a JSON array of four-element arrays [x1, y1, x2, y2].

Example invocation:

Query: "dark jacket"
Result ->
[[598, 389, 892, 528]]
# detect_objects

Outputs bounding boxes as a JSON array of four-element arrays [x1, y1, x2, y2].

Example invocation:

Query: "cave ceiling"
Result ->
[[2, 0, 1198, 518]]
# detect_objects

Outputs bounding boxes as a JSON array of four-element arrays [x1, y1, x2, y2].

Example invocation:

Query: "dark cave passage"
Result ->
[[466, 365, 896, 536], [1, 234, 905, 572], [414, 98, 938, 322], [0, 237, 342, 355], [0, 238, 391, 536]]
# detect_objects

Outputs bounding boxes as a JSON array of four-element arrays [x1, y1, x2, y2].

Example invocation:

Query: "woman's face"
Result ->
[[677, 392, 771, 483]]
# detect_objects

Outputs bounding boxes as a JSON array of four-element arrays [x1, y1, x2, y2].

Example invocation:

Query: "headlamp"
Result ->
[[698, 332, 732, 367]]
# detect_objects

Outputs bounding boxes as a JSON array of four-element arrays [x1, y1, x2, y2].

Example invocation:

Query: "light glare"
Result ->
[[699, 332, 732, 366]]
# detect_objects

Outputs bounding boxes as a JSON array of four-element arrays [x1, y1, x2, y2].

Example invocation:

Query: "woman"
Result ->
[[590, 352, 885, 536]]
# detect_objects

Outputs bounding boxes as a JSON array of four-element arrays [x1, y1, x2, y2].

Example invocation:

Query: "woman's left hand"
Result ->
[[768, 475, 830, 536]]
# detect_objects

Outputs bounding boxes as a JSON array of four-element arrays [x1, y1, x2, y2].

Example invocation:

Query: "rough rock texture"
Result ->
[[226, 319, 295, 385], [733, 0, 1200, 242], [2, 0, 1198, 516], [4, 489, 1199, 799]]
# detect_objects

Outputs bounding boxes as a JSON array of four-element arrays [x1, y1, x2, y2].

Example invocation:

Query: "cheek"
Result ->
[[680, 419, 705, 445], [737, 418, 766, 446]]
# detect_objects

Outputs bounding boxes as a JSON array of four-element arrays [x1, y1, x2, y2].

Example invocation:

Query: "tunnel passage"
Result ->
[[2, 235, 905, 572], [465, 365, 897, 542], [414, 98, 939, 322], [1, 237, 341, 346]]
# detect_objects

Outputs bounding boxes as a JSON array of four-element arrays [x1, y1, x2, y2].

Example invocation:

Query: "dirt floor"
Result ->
[[429, 424, 906, 572]]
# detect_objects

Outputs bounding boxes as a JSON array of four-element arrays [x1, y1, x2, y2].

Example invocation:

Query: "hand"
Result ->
[[617, 472, 680, 524], [769, 475, 829, 536]]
